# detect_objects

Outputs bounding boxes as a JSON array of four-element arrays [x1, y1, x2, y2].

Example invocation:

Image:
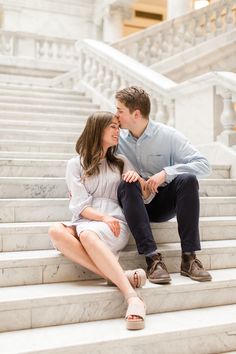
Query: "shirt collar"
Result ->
[[121, 119, 156, 139]]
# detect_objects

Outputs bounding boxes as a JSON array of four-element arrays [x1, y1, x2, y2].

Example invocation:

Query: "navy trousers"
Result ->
[[117, 173, 201, 255]]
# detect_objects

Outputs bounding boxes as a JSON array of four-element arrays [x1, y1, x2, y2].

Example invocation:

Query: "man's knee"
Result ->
[[118, 180, 141, 195], [176, 174, 199, 190]]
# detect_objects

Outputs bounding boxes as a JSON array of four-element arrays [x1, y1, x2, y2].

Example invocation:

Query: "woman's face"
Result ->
[[102, 116, 120, 150]]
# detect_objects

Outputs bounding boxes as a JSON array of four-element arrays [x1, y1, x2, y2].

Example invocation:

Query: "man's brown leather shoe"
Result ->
[[146, 253, 171, 284], [181, 253, 212, 282]]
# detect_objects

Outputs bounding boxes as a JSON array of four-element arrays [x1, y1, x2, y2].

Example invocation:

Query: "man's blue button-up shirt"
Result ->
[[117, 120, 211, 184]]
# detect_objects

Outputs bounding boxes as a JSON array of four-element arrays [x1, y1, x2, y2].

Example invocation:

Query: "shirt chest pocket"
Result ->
[[147, 154, 165, 172]]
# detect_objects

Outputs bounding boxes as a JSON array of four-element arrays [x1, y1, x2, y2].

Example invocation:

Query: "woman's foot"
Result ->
[[125, 293, 146, 330]]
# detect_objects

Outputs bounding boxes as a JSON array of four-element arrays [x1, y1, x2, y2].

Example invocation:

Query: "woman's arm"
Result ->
[[81, 207, 121, 237]]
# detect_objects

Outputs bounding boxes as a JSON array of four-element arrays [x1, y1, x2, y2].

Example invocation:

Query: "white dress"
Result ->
[[66, 154, 134, 256]]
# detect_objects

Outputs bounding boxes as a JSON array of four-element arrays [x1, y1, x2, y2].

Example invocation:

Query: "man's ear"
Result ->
[[134, 109, 141, 120]]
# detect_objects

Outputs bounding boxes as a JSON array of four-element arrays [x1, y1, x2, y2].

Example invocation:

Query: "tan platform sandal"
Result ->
[[125, 269, 147, 288], [107, 268, 147, 288], [125, 292, 146, 330]]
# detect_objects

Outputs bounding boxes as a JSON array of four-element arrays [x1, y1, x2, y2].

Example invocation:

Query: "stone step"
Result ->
[[0, 158, 229, 179], [0, 158, 67, 177], [1, 216, 235, 252], [0, 151, 74, 160], [0, 268, 235, 332], [1, 303, 235, 354], [0, 111, 88, 123], [1, 177, 235, 199], [0, 103, 98, 115], [0, 240, 235, 286], [0, 140, 74, 153], [0, 95, 96, 109], [0, 88, 90, 101], [0, 83, 85, 96], [0, 129, 79, 143], [207, 164, 231, 179], [0, 119, 86, 132], [0, 197, 235, 223], [199, 179, 236, 196]]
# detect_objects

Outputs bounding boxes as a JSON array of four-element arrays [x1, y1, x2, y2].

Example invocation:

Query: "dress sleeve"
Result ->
[[66, 157, 92, 219], [118, 154, 136, 173]]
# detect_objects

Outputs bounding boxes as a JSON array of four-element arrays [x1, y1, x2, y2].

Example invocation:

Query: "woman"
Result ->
[[49, 111, 147, 330]]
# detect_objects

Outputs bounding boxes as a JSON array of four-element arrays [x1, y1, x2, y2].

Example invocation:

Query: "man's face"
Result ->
[[116, 100, 133, 129]]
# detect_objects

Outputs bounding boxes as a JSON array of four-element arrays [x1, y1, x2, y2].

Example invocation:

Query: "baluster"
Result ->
[[57, 43, 62, 60], [111, 73, 120, 93], [215, 7, 223, 34], [90, 60, 98, 87], [167, 100, 175, 127], [204, 10, 213, 39], [37, 40, 45, 58], [47, 41, 53, 59], [220, 89, 236, 130], [156, 98, 168, 124], [97, 64, 106, 92], [194, 15, 204, 44], [225, 4, 234, 30], [83, 56, 92, 81], [104, 69, 113, 98]]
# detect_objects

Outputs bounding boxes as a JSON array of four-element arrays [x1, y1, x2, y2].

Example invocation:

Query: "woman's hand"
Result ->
[[122, 170, 140, 183], [102, 216, 121, 237]]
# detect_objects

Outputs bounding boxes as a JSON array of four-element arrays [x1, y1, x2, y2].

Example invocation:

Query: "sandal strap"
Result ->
[[125, 302, 146, 320]]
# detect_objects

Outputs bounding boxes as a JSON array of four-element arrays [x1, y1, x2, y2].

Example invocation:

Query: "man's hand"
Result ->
[[138, 177, 152, 199], [146, 170, 166, 193], [101, 216, 121, 237]]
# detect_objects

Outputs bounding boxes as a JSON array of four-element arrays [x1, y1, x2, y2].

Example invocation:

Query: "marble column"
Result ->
[[103, 6, 124, 43], [167, 0, 193, 20], [94, 0, 133, 43]]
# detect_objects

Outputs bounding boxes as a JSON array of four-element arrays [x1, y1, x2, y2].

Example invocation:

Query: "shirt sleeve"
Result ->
[[66, 157, 92, 219], [163, 130, 212, 184]]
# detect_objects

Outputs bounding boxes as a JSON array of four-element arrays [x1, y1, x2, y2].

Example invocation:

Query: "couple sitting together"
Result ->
[[49, 86, 212, 331]]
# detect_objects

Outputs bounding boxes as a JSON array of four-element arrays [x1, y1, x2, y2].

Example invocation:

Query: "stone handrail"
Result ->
[[113, 0, 236, 66], [0, 30, 78, 63], [51, 39, 236, 147], [51, 39, 177, 123]]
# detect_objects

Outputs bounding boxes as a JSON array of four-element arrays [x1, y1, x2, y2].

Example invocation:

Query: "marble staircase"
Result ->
[[0, 83, 236, 353]]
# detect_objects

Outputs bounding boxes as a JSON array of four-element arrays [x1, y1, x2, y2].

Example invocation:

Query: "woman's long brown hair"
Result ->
[[76, 111, 124, 177]]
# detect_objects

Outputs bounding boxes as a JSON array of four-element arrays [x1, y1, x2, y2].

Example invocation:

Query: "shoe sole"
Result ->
[[148, 277, 172, 284], [126, 320, 145, 330], [180, 271, 212, 282]]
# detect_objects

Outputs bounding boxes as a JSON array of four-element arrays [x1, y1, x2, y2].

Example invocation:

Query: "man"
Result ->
[[116, 86, 212, 284]]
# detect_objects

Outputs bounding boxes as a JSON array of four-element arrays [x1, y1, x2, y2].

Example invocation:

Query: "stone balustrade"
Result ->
[[0, 30, 78, 63], [51, 39, 177, 123], [113, 0, 236, 66], [52, 39, 236, 149]]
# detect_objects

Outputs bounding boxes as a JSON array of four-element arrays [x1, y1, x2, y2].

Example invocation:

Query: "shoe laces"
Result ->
[[189, 257, 204, 272], [150, 254, 168, 272]]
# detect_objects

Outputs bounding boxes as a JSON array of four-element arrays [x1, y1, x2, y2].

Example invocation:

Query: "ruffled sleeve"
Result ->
[[66, 157, 92, 220]]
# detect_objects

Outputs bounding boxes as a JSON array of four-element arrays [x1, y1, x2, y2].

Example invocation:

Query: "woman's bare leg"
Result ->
[[48, 223, 106, 278], [79, 230, 144, 320]]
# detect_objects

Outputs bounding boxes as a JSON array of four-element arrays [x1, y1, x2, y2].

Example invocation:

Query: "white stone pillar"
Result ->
[[103, 7, 124, 43], [167, 0, 193, 20]]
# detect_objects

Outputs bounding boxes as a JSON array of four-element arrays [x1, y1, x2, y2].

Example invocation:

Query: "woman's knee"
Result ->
[[48, 222, 64, 243], [79, 230, 98, 247]]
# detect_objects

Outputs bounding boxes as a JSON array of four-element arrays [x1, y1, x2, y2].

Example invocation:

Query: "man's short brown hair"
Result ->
[[115, 86, 150, 118]]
